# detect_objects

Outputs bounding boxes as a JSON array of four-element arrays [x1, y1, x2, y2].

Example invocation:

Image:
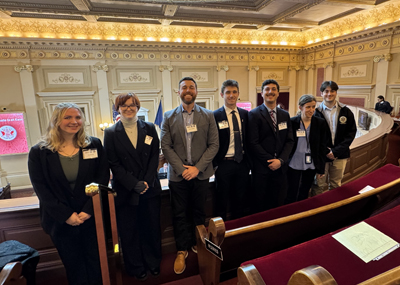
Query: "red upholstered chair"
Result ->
[[239, 204, 400, 285], [196, 164, 400, 285]]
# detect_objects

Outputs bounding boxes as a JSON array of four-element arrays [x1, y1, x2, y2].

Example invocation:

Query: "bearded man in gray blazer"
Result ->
[[161, 77, 219, 275]]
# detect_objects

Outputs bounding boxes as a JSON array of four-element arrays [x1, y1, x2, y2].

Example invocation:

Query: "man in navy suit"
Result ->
[[248, 79, 294, 212], [161, 77, 219, 274], [213, 79, 250, 221]]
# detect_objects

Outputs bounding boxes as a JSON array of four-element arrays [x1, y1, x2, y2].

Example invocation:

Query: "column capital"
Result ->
[[14, 65, 33, 73], [216, 65, 229, 72], [304, 64, 316, 71], [247, 66, 259, 71], [373, 53, 392, 63], [158, 65, 173, 72], [288, 65, 302, 71], [92, 64, 109, 72], [323, 61, 335, 69]]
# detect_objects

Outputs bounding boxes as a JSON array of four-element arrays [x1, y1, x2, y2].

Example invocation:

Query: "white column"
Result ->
[[288, 68, 297, 116], [217, 68, 227, 108], [306, 67, 316, 95], [325, 65, 333, 81], [161, 67, 173, 111], [19, 68, 41, 146], [375, 59, 389, 98], [94, 67, 112, 124], [248, 68, 257, 109]]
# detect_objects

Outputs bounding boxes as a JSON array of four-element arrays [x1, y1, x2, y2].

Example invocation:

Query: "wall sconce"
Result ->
[[99, 122, 113, 131]]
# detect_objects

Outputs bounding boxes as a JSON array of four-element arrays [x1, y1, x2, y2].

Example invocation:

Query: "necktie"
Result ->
[[270, 110, 277, 132], [231, 110, 243, 163]]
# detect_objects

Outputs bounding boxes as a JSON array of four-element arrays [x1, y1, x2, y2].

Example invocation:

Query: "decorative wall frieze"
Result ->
[[323, 62, 335, 69], [92, 65, 109, 72], [247, 66, 259, 71], [216, 65, 229, 72], [373, 53, 393, 63], [14, 65, 33, 73], [158, 65, 173, 72]]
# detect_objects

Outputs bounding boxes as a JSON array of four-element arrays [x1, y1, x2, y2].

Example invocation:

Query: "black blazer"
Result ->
[[28, 137, 109, 236], [248, 104, 294, 172], [103, 120, 161, 206], [289, 115, 328, 174], [212, 106, 249, 167]]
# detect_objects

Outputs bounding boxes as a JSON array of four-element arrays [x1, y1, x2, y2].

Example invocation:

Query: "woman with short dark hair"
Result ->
[[285, 95, 328, 204], [104, 93, 162, 281]]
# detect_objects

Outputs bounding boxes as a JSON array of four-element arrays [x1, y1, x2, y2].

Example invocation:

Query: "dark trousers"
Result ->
[[51, 219, 101, 285], [215, 159, 249, 221], [252, 168, 287, 213], [116, 195, 162, 276], [285, 167, 317, 204], [169, 178, 208, 251]]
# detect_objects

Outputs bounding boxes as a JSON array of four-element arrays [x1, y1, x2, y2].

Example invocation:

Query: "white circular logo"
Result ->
[[0, 126, 17, 141]]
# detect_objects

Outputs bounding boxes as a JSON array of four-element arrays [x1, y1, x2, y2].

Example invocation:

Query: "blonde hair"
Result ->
[[39, 103, 91, 151]]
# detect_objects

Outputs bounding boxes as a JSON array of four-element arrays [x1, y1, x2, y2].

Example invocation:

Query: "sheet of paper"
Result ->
[[332, 222, 399, 263], [359, 185, 375, 194]]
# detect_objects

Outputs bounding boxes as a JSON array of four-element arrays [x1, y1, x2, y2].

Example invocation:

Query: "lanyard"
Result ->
[[300, 118, 310, 151]]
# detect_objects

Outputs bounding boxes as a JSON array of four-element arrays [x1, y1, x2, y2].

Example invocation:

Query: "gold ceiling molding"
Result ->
[[0, 18, 304, 46], [0, 1, 399, 48], [304, 2, 400, 44]]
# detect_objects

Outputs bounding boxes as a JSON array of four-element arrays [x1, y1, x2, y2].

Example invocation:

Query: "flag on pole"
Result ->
[[154, 100, 163, 128]]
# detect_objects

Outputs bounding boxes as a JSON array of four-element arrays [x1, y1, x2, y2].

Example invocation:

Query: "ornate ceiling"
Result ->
[[0, 0, 399, 46]]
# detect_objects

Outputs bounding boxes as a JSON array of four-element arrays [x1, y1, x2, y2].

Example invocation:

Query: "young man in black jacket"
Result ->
[[374, 95, 392, 114], [311, 81, 356, 196]]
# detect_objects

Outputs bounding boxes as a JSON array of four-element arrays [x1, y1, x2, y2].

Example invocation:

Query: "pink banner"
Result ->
[[237, 102, 252, 111], [0, 113, 29, 155]]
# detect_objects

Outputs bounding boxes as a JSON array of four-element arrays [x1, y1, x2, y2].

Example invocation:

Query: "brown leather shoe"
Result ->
[[174, 250, 188, 274], [191, 245, 197, 254]]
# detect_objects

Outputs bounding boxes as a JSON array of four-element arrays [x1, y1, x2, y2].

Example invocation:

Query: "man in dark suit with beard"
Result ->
[[248, 79, 294, 212], [213, 79, 250, 221]]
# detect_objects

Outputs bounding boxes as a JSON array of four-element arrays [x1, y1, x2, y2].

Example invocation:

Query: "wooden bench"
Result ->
[[0, 262, 26, 285], [238, 203, 400, 285], [196, 164, 400, 285]]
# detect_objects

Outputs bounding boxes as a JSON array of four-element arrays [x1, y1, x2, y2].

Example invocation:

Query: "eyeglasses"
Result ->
[[120, 104, 137, 110]]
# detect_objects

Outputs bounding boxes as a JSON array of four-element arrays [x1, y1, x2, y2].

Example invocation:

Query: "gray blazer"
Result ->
[[161, 104, 219, 182]]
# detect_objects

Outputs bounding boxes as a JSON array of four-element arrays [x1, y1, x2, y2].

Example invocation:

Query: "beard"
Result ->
[[180, 92, 196, 104]]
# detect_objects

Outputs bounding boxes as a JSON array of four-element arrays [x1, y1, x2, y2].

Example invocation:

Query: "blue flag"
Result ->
[[112, 104, 119, 122], [154, 100, 163, 127]]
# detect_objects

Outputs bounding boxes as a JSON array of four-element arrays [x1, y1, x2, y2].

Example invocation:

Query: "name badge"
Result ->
[[296, 130, 306, 137], [145, 135, 153, 145], [218, 120, 229, 129], [186, 124, 197, 133], [278, 122, 287, 131], [305, 153, 312, 164], [83, 149, 98, 159]]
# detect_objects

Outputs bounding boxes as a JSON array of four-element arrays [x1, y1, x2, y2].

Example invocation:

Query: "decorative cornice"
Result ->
[[14, 65, 33, 73], [158, 65, 173, 72], [216, 65, 229, 71], [92, 64, 108, 72], [373, 53, 392, 63]]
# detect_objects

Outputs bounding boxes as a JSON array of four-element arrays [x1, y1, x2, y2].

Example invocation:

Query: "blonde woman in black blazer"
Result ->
[[28, 103, 109, 285], [285, 95, 328, 204], [104, 93, 161, 281]]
